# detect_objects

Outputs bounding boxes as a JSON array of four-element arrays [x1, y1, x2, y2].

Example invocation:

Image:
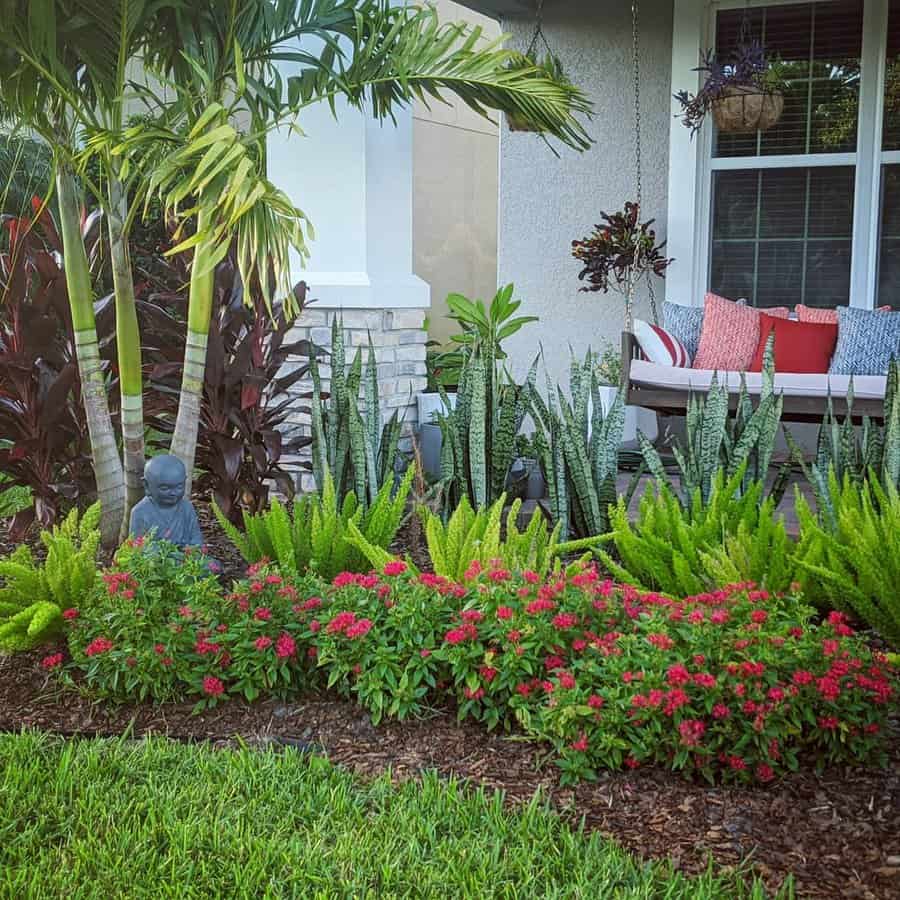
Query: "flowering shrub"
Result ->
[[314, 564, 895, 784], [64, 540, 226, 703], [65, 543, 325, 708], [56, 555, 896, 784]]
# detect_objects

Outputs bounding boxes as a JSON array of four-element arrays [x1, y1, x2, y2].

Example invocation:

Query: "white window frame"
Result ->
[[666, 0, 892, 309]]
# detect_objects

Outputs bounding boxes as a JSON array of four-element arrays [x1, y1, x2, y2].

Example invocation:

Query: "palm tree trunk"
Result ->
[[107, 174, 145, 535], [56, 165, 125, 548], [170, 205, 214, 497]]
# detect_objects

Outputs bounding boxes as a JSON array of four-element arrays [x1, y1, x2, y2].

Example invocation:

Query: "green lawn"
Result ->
[[0, 732, 784, 899]]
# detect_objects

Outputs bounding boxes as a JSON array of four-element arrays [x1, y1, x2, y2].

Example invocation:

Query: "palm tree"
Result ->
[[3, 0, 592, 533], [0, 6, 130, 546], [126, 0, 592, 491]]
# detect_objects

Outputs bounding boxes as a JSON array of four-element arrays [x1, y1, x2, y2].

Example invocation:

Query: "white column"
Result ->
[[267, 80, 430, 310]]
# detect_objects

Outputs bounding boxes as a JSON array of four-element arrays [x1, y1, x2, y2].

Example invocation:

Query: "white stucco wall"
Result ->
[[498, 0, 675, 386]]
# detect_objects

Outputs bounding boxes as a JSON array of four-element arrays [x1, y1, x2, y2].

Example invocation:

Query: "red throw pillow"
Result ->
[[749, 315, 838, 373]]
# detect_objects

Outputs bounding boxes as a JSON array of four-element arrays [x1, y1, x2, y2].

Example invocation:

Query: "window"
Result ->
[[666, 0, 898, 311], [708, 1, 863, 308]]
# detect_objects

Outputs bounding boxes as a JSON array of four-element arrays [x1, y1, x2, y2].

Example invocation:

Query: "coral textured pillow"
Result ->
[[634, 318, 691, 367], [797, 304, 892, 324], [692, 294, 789, 371], [795, 305, 837, 325], [749, 315, 838, 373]]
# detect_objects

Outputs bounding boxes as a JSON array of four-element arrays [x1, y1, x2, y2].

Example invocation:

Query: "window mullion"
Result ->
[[852, 0, 890, 308]]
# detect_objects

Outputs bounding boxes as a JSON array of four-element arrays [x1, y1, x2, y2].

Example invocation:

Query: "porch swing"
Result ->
[[619, 2, 887, 424]]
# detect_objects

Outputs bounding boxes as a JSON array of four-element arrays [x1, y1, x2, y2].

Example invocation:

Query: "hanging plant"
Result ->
[[675, 40, 788, 137], [504, 0, 589, 141], [505, 53, 574, 133], [571, 202, 673, 333]]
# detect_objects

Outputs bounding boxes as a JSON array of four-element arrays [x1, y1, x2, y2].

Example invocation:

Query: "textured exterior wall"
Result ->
[[498, 0, 675, 386], [413, 0, 500, 347], [282, 306, 428, 492]]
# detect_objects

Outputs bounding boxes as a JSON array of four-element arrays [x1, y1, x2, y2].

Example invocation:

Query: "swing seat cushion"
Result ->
[[628, 358, 888, 402]]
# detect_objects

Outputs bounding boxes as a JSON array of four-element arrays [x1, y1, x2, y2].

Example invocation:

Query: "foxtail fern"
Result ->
[[597, 469, 798, 596], [215, 466, 414, 580], [795, 473, 900, 646], [0, 503, 101, 651]]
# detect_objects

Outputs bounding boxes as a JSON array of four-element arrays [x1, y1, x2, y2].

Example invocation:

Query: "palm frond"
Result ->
[[286, 3, 593, 151]]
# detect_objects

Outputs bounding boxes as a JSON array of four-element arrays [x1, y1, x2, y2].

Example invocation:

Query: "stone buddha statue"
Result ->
[[128, 455, 203, 549]]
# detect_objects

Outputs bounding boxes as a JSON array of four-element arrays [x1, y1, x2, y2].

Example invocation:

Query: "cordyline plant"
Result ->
[[571, 202, 672, 332], [0, 206, 101, 536], [674, 41, 788, 136], [2, 0, 592, 549], [148, 252, 315, 522]]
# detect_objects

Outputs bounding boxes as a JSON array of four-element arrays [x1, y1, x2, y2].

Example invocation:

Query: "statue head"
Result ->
[[143, 454, 187, 509]]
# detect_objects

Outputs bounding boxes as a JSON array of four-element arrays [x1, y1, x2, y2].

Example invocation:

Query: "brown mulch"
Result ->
[[1, 649, 897, 900]]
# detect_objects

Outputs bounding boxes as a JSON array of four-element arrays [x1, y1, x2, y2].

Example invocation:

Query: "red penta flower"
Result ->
[[84, 637, 113, 657], [203, 675, 225, 697], [588, 694, 604, 710], [41, 652, 64, 670], [255, 636, 273, 651], [496, 606, 514, 621], [755, 763, 775, 782], [570, 733, 589, 752], [678, 719, 706, 748], [345, 618, 373, 640], [275, 633, 296, 659], [253, 607, 272, 621], [383, 560, 408, 577], [62, 608, 79, 620], [551, 612, 579, 630]]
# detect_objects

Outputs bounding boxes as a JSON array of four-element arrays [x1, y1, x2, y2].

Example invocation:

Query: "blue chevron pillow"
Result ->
[[829, 307, 900, 376], [662, 302, 704, 362]]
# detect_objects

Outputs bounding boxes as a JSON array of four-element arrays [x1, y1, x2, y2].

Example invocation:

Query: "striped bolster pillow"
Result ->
[[633, 318, 692, 368]]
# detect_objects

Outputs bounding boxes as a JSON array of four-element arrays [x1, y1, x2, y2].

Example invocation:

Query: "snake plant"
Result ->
[[529, 350, 629, 541], [786, 360, 900, 528], [308, 320, 403, 508], [639, 335, 789, 507], [435, 346, 537, 511]]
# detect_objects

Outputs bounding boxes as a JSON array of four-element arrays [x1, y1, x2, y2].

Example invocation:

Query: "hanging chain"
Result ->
[[631, 0, 642, 210], [631, 0, 657, 323], [527, 0, 551, 60]]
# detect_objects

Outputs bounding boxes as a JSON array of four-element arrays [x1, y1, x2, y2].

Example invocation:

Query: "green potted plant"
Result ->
[[418, 285, 537, 477], [592, 341, 657, 449]]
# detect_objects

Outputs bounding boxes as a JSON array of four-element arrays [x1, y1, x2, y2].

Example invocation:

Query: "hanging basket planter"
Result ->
[[711, 85, 784, 134], [505, 111, 542, 133]]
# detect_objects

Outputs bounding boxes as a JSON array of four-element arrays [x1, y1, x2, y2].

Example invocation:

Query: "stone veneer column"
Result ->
[[282, 308, 428, 493]]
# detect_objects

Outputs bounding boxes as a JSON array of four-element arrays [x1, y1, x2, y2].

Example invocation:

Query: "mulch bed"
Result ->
[[3, 499, 899, 897], [2, 648, 898, 899]]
